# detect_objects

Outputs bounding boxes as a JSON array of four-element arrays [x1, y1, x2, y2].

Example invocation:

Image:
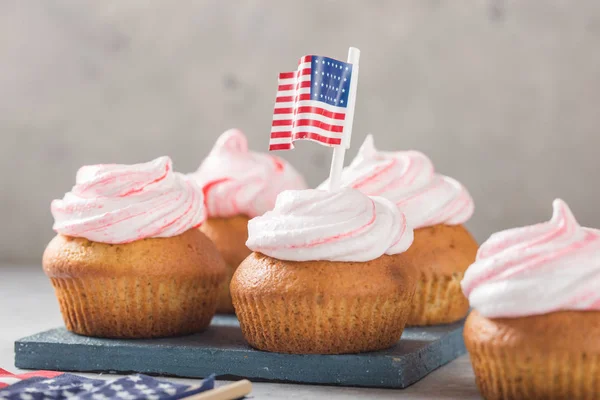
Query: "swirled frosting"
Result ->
[[461, 199, 600, 318], [318, 135, 474, 229], [51, 156, 206, 244], [190, 129, 307, 218], [246, 188, 414, 262]]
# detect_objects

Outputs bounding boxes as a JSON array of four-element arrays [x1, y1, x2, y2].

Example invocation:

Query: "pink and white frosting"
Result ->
[[190, 129, 307, 219], [318, 135, 474, 229], [246, 188, 414, 262], [51, 156, 206, 244], [461, 199, 600, 318]]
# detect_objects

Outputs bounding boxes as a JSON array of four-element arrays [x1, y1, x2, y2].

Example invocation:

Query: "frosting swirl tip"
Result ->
[[462, 199, 600, 318], [246, 187, 414, 262], [51, 156, 206, 244], [211, 128, 248, 154], [320, 135, 474, 229], [191, 129, 307, 218]]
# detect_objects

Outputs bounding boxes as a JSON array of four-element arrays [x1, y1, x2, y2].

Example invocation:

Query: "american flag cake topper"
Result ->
[[269, 50, 360, 152], [269, 47, 360, 192]]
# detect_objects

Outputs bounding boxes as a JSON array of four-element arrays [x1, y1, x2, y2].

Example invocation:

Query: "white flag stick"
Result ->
[[327, 47, 360, 191]]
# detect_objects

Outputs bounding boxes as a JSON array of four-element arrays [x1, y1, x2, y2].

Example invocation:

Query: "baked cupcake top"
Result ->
[[318, 135, 474, 229], [246, 187, 414, 262], [51, 156, 205, 244], [461, 199, 600, 318], [190, 129, 307, 219]]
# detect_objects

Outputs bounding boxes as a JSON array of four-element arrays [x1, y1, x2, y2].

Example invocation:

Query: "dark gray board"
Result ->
[[15, 315, 465, 389]]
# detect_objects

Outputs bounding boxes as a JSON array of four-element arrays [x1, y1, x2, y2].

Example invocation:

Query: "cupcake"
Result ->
[[319, 135, 477, 325], [230, 188, 417, 354], [43, 156, 226, 338], [190, 129, 307, 313], [461, 199, 600, 400]]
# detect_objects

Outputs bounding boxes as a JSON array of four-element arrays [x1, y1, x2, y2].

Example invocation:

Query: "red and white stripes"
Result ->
[[270, 55, 347, 151], [0, 368, 61, 389]]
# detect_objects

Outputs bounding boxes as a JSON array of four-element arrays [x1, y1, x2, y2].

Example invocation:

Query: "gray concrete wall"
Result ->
[[2, 0, 599, 263]]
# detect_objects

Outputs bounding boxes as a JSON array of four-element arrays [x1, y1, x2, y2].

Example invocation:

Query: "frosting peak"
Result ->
[[246, 188, 414, 262], [461, 199, 600, 318], [319, 135, 474, 229], [51, 156, 206, 244], [191, 129, 307, 218]]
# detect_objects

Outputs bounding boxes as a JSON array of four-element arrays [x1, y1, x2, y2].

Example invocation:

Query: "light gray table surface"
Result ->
[[0, 265, 481, 399]]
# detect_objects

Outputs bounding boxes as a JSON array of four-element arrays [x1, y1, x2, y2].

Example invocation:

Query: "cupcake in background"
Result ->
[[320, 135, 477, 325], [461, 199, 600, 400], [190, 129, 307, 313], [231, 187, 417, 354], [44, 156, 226, 338]]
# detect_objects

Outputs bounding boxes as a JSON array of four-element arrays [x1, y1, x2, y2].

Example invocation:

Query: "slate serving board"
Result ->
[[15, 315, 465, 388]]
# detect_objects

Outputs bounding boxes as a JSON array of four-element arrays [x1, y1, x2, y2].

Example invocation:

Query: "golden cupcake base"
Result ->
[[49, 275, 222, 338], [407, 271, 470, 325], [403, 224, 478, 326], [43, 229, 226, 338], [231, 253, 417, 354], [465, 310, 600, 400], [200, 216, 252, 314]]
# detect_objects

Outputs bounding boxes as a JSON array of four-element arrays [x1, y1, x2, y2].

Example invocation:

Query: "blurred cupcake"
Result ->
[[43, 156, 226, 338], [190, 129, 307, 313], [320, 135, 477, 325], [231, 188, 417, 354], [461, 199, 600, 400]]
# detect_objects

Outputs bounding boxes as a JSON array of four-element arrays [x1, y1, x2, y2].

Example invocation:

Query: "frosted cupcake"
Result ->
[[461, 199, 600, 400], [231, 188, 417, 354], [320, 135, 477, 325], [43, 156, 226, 338], [190, 129, 307, 313]]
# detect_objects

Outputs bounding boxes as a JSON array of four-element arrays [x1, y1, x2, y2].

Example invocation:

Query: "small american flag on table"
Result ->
[[269, 55, 354, 151], [0, 369, 215, 400]]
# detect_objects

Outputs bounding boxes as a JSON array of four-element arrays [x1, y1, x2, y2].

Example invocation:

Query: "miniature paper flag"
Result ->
[[269, 55, 353, 151], [0, 369, 62, 389], [0, 369, 215, 400]]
